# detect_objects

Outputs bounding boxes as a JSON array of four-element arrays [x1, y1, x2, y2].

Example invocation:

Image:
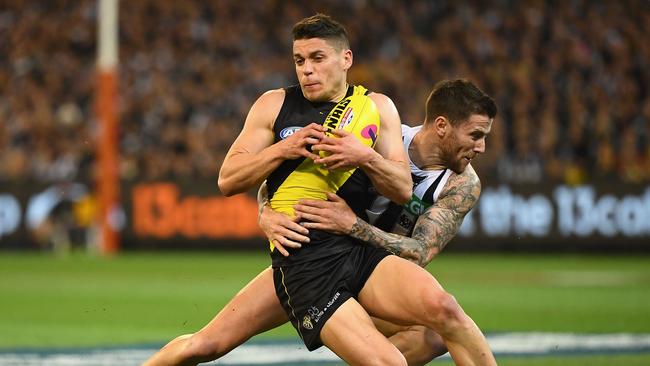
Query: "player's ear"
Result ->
[[342, 49, 353, 71], [434, 116, 448, 137]]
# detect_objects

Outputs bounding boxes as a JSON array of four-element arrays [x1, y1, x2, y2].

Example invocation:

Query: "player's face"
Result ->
[[293, 38, 352, 103], [444, 114, 492, 173]]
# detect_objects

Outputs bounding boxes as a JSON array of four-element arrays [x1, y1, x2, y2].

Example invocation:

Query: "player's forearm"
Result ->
[[360, 152, 412, 204], [349, 217, 433, 267], [218, 145, 285, 196]]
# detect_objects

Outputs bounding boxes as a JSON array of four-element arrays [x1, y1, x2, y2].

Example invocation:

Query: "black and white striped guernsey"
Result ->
[[366, 124, 452, 236]]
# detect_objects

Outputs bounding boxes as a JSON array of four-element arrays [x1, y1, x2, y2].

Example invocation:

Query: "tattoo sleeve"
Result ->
[[350, 217, 428, 265], [349, 167, 481, 267]]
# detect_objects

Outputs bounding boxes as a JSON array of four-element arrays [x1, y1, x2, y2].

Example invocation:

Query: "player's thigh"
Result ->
[[358, 255, 447, 326], [196, 267, 288, 347], [320, 298, 406, 366]]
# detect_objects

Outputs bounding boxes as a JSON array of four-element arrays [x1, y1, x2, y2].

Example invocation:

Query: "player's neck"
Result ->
[[329, 83, 349, 103], [410, 129, 447, 171]]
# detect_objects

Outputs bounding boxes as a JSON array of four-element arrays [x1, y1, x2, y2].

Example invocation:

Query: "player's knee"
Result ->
[[417, 329, 448, 364], [401, 328, 447, 366], [424, 291, 467, 334], [179, 332, 225, 362], [407, 328, 447, 365], [428, 333, 449, 360]]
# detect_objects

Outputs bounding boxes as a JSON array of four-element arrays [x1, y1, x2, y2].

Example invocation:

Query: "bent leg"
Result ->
[[320, 298, 407, 366], [373, 317, 447, 366], [359, 256, 496, 366], [143, 267, 288, 366]]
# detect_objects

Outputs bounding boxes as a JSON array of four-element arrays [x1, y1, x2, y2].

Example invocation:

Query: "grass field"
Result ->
[[1, 251, 649, 365]]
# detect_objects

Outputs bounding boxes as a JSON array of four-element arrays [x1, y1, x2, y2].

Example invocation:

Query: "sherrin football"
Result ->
[[269, 94, 381, 221], [319, 94, 381, 159]]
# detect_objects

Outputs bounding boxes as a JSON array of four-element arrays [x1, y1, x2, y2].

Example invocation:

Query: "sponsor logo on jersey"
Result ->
[[405, 195, 429, 215], [280, 126, 302, 139]]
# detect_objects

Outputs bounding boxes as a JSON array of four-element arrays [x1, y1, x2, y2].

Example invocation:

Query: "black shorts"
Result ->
[[273, 244, 392, 351]]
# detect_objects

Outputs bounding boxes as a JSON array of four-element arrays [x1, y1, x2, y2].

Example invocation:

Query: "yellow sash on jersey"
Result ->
[[269, 85, 379, 251]]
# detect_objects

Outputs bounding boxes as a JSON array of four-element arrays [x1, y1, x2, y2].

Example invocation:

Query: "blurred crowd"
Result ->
[[1, 0, 649, 185]]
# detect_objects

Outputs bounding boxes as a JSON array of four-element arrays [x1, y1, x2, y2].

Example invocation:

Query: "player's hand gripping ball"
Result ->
[[319, 94, 380, 159]]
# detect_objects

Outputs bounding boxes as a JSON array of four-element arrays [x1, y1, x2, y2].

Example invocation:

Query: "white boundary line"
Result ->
[[1, 333, 649, 365]]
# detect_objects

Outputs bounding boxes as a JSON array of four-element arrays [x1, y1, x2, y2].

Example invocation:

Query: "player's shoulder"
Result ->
[[440, 164, 481, 202], [258, 88, 286, 104], [431, 166, 481, 213], [400, 123, 420, 138], [366, 92, 396, 109], [461, 163, 480, 187], [246, 88, 286, 127], [366, 92, 400, 125], [250, 88, 285, 115]]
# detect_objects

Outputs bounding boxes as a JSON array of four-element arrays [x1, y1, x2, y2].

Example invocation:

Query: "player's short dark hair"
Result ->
[[292, 13, 350, 51], [425, 79, 497, 125]]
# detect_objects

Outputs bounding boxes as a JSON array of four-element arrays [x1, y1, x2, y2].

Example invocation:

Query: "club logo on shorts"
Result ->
[[280, 126, 302, 139], [302, 315, 314, 330]]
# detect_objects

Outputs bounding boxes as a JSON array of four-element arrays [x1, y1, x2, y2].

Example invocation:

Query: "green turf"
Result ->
[[429, 254, 650, 333], [1, 251, 649, 365]]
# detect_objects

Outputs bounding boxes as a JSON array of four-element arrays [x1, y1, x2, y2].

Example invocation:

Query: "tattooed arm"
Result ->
[[354, 166, 480, 266], [296, 165, 481, 267]]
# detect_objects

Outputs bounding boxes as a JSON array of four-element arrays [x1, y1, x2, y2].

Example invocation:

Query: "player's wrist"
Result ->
[[357, 147, 381, 169], [268, 141, 291, 162], [348, 216, 367, 238], [343, 216, 357, 235]]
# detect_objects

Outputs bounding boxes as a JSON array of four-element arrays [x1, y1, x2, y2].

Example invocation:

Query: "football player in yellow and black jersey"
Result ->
[[142, 13, 496, 366], [266, 79, 498, 365]]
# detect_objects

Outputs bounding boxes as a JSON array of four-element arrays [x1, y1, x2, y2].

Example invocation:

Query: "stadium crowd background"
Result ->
[[1, 0, 649, 187]]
